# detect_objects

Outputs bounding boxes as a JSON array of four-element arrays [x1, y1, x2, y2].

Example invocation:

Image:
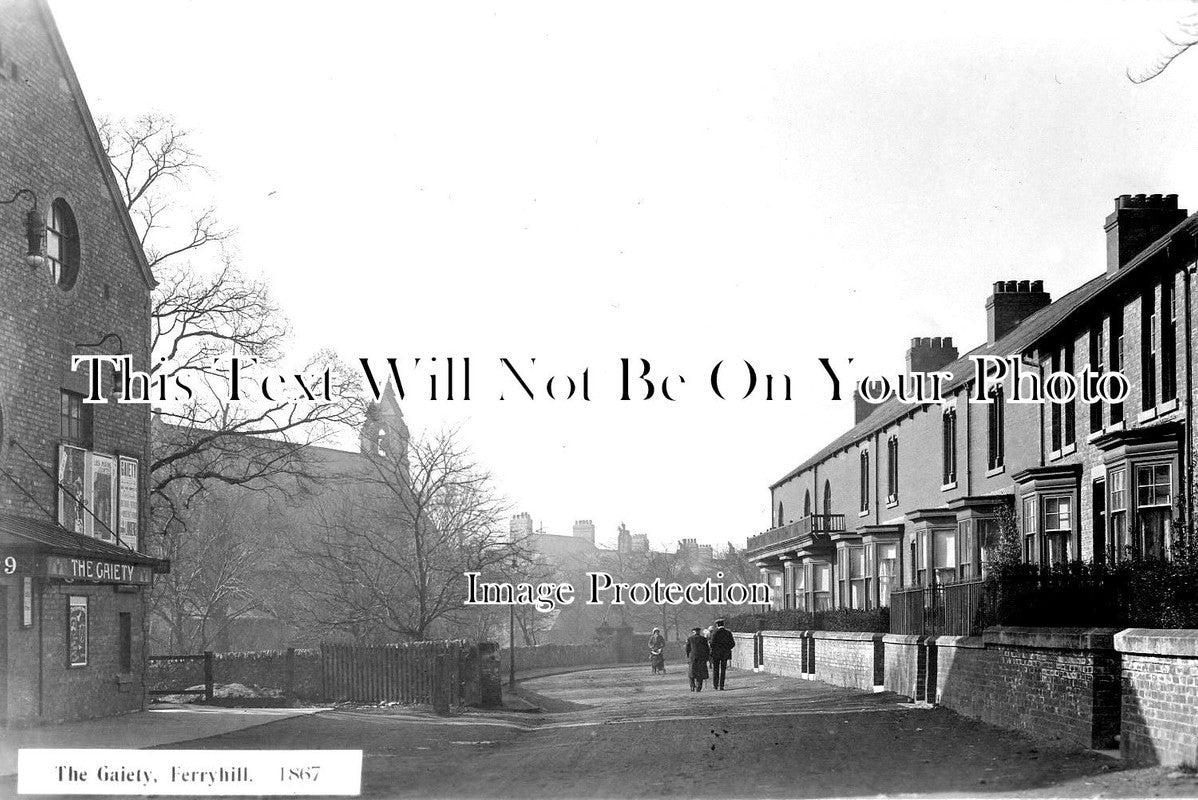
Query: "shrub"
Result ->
[[724, 607, 889, 633], [982, 558, 1198, 629]]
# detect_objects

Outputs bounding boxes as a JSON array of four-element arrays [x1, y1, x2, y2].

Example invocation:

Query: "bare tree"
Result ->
[[1127, 3, 1198, 83], [102, 113, 363, 651], [290, 429, 515, 641], [149, 488, 278, 652], [98, 113, 232, 270]]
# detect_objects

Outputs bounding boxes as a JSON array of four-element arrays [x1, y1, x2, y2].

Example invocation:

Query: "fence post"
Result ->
[[433, 654, 450, 716], [285, 647, 296, 703], [203, 651, 214, 701]]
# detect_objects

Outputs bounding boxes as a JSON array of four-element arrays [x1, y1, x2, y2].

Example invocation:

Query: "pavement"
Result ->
[[0, 703, 328, 777]]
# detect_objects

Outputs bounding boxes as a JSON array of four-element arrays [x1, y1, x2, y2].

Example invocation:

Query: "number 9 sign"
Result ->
[[3, 556, 17, 575]]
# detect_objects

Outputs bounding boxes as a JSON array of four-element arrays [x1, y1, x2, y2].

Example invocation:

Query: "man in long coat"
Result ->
[[685, 627, 710, 692], [709, 618, 736, 690]]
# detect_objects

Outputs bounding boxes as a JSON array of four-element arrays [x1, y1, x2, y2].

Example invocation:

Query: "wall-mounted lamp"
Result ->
[[1, 188, 44, 269]]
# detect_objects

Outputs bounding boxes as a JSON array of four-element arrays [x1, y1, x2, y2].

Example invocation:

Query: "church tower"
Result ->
[[359, 382, 410, 462]]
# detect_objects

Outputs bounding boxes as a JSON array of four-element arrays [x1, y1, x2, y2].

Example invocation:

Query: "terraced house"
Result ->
[[749, 192, 1197, 617], [0, 0, 166, 724]]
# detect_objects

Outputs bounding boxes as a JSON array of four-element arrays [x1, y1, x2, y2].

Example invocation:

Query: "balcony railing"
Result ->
[[746, 514, 847, 553]]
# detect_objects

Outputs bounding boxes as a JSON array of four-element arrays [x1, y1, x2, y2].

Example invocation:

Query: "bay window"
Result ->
[[1135, 463, 1171, 560], [933, 527, 957, 584], [1108, 469, 1127, 562], [1022, 495, 1037, 564], [877, 543, 898, 606], [813, 563, 832, 611]]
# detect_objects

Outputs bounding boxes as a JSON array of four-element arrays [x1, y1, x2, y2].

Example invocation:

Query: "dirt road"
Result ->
[[133, 665, 1198, 798]]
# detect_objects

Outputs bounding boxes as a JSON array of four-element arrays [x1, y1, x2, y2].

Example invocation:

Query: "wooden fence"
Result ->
[[320, 640, 478, 709]]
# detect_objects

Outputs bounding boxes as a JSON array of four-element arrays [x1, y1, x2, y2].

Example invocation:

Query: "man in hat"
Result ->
[[709, 618, 736, 690]]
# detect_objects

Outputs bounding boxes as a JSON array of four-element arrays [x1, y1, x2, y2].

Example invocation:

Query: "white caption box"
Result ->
[[17, 749, 362, 796]]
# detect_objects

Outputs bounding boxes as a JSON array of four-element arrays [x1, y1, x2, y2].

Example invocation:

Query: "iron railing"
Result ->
[[889, 578, 987, 637]]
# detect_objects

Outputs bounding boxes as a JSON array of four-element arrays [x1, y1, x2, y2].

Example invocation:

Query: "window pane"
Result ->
[[1110, 471, 1126, 511], [814, 564, 830, 592], [934, 529, 956, 569], [1044, 497, 1071, 531]]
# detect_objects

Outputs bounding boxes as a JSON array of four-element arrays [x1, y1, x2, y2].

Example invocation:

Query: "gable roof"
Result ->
[[770, 209, 1198, 490], [36, 0, 157, 289]]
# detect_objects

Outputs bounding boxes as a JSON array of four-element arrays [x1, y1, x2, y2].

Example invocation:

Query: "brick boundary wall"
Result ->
[[730, 632, 758, 671], [940, 627, 1121, 749], [812, 632, 884, 691], [1115, 629, 1198, 767], [497, 643, 619, 673], [883, 634, 926, 700], [760, 631, 809, 678], [759, 626, 1130, 749], [147, 649, 323, 701]]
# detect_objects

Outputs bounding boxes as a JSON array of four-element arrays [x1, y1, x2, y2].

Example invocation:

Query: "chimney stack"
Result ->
[[572, 519, 596, 545], [986, 281, 1050, 343], [1105, 194, 1186, 274], [906, 336, 959, 373], [854, 388, 876, 425]]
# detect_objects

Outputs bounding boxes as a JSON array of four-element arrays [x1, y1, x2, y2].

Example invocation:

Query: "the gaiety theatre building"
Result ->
[[0, 0, 166, 725]]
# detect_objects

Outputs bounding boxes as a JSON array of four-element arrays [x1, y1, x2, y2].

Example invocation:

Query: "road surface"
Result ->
[[135, 665, 1198, 798]]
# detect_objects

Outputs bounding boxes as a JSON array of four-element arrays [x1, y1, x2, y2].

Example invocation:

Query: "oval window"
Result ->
[[46, 198, 80, 289]]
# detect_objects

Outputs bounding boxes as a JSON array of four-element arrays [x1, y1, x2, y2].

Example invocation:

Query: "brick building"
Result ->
[[749, 193, 1197, 612], [0, 0, 165, 724]]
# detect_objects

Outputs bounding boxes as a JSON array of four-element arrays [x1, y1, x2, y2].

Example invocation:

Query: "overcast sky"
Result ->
[[48, 0, 1198, 550]]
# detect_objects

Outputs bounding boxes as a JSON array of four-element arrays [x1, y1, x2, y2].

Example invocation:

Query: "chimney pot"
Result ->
[[906, 334, 960, 374], [986, 279, 1051, 343], [1106, 192, 1187, 273]]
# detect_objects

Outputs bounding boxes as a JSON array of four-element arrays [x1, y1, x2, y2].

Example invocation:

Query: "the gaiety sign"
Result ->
[[42, 555, 152, 585]]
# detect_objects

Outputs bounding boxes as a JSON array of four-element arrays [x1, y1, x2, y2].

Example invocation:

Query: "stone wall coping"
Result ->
[[811, 631, 884, 642], [982, 626, 1120, 652], [1114, 628, 1198, 658], [760, 630, 810, 639], [731, 632, 757, 639], [931, 635, 984, 649], [882, 634, 926, 645]]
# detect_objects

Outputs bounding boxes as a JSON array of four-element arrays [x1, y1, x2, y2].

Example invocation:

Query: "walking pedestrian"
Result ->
[[709, 618, 735, 690], [685, 627, 710, 692], [649, 627, 666, 675]]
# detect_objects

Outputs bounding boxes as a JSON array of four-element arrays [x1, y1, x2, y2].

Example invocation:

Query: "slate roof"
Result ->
[[0, 512, 166, 568], [770, 210, 1198, 489]]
